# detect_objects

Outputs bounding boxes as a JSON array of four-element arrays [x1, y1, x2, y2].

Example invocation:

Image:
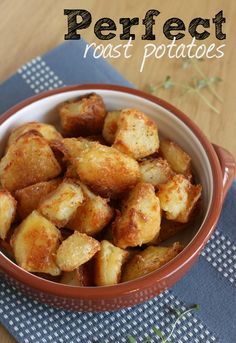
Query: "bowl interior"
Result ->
[[0, 89, 213, 249]]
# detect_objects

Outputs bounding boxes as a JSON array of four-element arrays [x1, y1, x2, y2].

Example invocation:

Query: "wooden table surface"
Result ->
[[0, 0, 235, 342]]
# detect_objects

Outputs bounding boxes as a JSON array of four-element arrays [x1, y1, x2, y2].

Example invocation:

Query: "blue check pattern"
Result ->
[[0, 40, 235, 343]]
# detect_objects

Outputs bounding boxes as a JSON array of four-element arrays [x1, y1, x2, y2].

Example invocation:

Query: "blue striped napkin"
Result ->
[[0, 40, 235, 343]]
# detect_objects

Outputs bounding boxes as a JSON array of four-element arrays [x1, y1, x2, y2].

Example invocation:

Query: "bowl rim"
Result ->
[[0, 84, 223, 299]]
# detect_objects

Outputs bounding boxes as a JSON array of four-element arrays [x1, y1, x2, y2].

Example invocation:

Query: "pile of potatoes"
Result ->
[[0, 93, 202, 286]]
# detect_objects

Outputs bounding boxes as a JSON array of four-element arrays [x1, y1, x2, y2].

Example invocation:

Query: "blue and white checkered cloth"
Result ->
[[0, 40, 235, 343]]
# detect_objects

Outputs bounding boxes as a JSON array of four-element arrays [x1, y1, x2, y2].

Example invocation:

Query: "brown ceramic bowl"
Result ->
[[0, 85, 235, 311]]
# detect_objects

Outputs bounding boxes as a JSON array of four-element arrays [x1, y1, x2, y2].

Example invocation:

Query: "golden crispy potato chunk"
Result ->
[[67, 183, 114, 236], [122, 242, 182, 282], [113, 109, 159, 159], [68, 141, 140, 198], [56, 232, 100, 271], [0, 190, 17, 240], [139, 157, 175, 187], [0, 132, 61, 192], [102, 110, 120, 144], [59, 138, 106, 180], [38, 179, 84, 228], [11, 211, 61, 275], [94, 240, 128, 286], [113, 183, 161, 249], [51, 138, 92, 160], [6, 122, 62, 150], [15, 179, 61, 220], [159, 139, 191, 176], [60, 264, 93, 286], [59, 93, 107, 137], [157, 174, 202, 223]]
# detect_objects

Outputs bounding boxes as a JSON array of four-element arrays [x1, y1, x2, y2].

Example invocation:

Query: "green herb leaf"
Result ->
[[170, 307, 181, 316], [182, 57, 204, 69], [153, 326, 164, 338], [208, 76, 222, 84], [196, 79, 209, 89], [142, 336, 153, 343], [148, 84, 158, 94], [127, 334, 137, 343], [192, 304, 200, 311], [163, 76, 174, 89], [182, 57, 193, 69], [195, 76, 222, 90]]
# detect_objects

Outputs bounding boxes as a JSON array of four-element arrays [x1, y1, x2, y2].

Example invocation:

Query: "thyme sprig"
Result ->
[[183, 58, 223, 103], [147, 58, 222, 114], [127, 304, 200, 343]]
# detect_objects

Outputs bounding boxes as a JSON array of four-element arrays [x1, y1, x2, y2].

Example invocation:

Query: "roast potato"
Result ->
[[15, 178, 61, 220], [60, 264, 93, 286], [51, 137, 92, 161], [59, 93, 107, 136], [113, 109, 159, 159], [66, 140, 140, 198], [139, 157, 175, 187], [0, 131, 61, 192], [11, 211, 61, 275], [94, 240, 128, 286], [102, 110, 120, 144], [122, 242, 182, 282], [113, 182, 161, 248], [56, 232, 100, 271], [38, 179, 84, 227], [6, 122, 62, 150], [67, 183, 114, 236], [157, 174, 202, 223], [0, 189, 17, 240], [159, 139, 191, 176]]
